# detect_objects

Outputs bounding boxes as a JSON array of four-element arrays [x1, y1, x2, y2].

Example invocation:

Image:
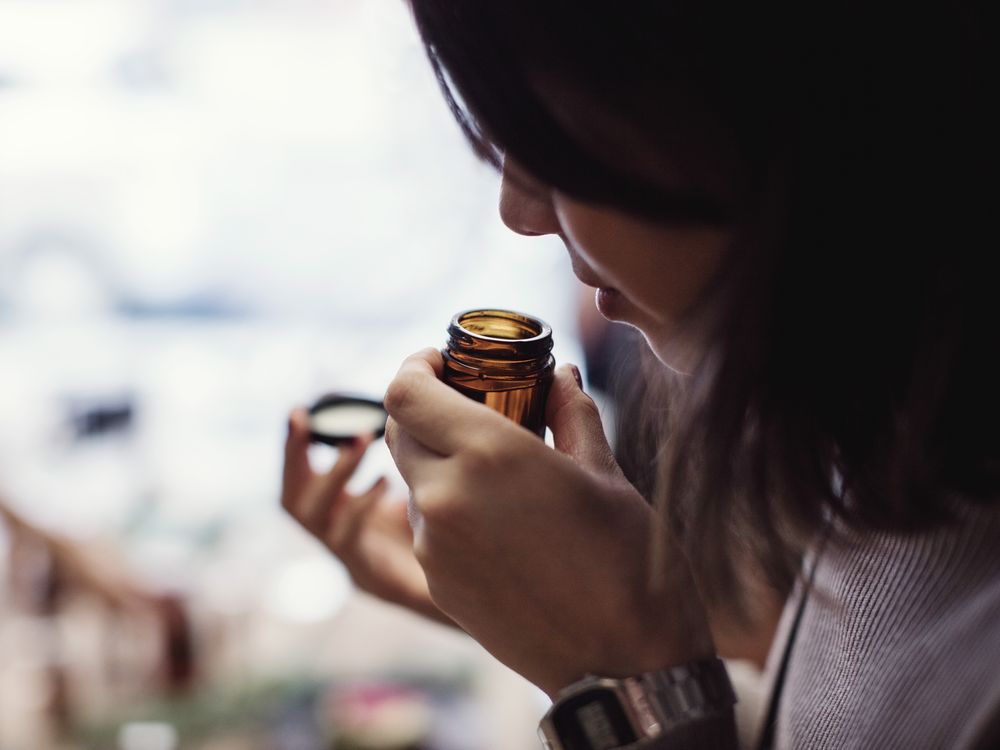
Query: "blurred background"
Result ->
[[0, 1, 589, 748]]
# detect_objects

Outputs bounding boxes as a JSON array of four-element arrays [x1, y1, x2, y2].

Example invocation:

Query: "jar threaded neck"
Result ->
[[446, 309, 553, 367]]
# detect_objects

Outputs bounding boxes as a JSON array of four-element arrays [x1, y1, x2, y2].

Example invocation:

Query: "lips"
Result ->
[[561, 242, 626, 320], [595, 287, 624, 319]]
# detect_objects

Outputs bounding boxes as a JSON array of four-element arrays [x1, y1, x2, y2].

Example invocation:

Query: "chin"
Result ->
[[643, 330, 698, 377]]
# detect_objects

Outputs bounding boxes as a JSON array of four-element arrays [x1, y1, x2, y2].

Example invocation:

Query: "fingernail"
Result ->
[[569, 364, 583, 389]]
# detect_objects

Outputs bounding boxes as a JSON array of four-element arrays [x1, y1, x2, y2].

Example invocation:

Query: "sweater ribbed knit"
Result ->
[[638, 501, 1000, 749]]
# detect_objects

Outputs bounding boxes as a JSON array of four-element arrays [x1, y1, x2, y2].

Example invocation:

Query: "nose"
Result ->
[[498, 160, 561, 237]]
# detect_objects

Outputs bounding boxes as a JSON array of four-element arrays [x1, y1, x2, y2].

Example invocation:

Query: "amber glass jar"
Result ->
[[442, 309, 555, 437]]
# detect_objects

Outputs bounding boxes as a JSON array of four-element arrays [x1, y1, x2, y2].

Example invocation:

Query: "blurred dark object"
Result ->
[[156, 594, 197, 694], [308, 394, 388, 447], [66, 396, 135, 440]]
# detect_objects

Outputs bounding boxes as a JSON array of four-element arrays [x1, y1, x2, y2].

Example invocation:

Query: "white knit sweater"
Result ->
[[640, 501, 1000, 749]]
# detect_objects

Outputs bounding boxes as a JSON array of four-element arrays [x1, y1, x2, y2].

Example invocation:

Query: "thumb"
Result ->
[[546, 364, 622, 478]]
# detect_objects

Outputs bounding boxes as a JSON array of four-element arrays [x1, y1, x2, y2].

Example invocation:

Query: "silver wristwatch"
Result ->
[[538, 658, 735, 750]]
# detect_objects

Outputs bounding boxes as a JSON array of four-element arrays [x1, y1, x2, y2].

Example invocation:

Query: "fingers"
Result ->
[[326, 475, 388, 550], [281, 408, 314, 510], [411, 347, 446, 378], [546, 364, 622, 478], [385, 416, 447, 489], [383, 349, 509, 456], [385, 414, 450, 535], [297, 435, 373, 534]]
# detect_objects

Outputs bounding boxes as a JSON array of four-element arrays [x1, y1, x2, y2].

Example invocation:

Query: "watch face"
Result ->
[[551, 686, 639, 750]]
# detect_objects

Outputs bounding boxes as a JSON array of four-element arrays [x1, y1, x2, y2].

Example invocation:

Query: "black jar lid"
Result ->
[[307, 394, 387, 446]]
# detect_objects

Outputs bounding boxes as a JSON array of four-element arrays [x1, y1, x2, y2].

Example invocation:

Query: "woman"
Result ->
[[283, 2, 998, 747]]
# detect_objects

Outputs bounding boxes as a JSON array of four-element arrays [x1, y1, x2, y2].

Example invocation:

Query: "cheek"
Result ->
[[632, 229, 730, 323], [554, 197, 730, 324]]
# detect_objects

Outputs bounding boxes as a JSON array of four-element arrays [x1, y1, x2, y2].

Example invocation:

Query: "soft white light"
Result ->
[[117, 722, 178, 750], [264, 556, 352, 624], [0, 0, 141, 86], [12, 248, 112, 320]]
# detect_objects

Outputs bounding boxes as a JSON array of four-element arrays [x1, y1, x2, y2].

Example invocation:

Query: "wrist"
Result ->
[[539, 586, 717, 699]]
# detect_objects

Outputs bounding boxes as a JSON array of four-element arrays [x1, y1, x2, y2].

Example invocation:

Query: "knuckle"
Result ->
[[410, 485, 443, 518], [411, 484, 459, 529], [411, 530, 432, 567], [577, 390, 602, 420], [412, 541, 449, 608], [383, 372, 419, 416], [383, 417, 398, 450], [562, 390, 601, 426], [460, 435, 506, 473], [417, 346, 440, 363]]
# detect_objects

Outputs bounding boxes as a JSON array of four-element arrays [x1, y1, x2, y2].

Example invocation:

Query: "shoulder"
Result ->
[[777, 500, 1000, 749]]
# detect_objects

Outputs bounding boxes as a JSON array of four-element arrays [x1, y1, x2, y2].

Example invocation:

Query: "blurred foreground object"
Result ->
[[324, 681, 432, 750], [0, 497, 195, 747], [118, 721, 179, 750]]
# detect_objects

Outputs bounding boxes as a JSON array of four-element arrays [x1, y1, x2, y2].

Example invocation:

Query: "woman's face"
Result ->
[[499, 161, 732, 373]]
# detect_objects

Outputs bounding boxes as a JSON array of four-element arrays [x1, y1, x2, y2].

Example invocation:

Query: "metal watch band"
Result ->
[[634, 657, 736, 730], [538, 657, 736, 750]]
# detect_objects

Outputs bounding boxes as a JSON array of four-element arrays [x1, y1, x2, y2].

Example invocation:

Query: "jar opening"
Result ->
[[456, 309, 550, 343]]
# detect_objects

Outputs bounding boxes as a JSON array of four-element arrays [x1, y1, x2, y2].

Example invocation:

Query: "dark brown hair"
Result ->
[[410, 0, 996, 600]]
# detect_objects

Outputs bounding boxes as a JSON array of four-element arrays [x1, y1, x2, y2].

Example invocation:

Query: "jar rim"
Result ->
[[450, 308, 552, 344]]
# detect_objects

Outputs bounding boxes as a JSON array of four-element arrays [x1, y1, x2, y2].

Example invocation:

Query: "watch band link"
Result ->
[[637, 658, 736, 730]]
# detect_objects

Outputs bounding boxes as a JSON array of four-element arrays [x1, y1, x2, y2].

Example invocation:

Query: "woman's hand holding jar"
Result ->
[[383, 348, 716, 698]]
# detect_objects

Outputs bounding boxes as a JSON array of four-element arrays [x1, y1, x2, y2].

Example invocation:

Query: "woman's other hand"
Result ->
[[384, 349, 715, 697], [281, 410, 454, 627]]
